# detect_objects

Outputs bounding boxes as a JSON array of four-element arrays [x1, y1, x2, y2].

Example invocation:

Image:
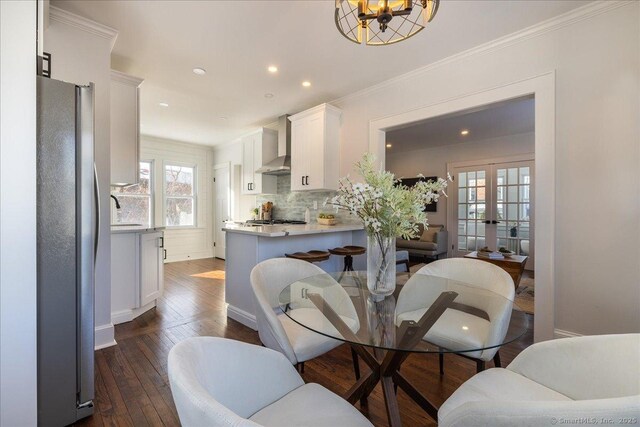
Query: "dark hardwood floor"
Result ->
[[76, 257, 533, 427]]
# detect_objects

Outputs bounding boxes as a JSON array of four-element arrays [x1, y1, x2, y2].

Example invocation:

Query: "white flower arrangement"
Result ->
[[325, 153, 450, 240]]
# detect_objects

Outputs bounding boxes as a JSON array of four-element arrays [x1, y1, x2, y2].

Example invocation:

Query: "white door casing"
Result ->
[[214, 163, 230, 259], [369, 72, 555, 342]]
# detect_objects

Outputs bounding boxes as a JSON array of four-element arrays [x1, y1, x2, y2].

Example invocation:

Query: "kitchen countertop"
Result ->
[[223, 223, 364, 237], [111, 225, 166, 234]]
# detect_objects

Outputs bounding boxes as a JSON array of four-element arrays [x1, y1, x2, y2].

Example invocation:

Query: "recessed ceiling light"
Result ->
[[159, 102, 169, 107], [386, 143, 392, 148], [302, 81, 311, 88], [460, 129, 470, 136], [267, 65, 278, 73], [264, 93, 274, 98], [192, 67, 206, 75]]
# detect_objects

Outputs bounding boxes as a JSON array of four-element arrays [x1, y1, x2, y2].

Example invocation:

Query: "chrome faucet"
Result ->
[[110, 195, 121, 209]]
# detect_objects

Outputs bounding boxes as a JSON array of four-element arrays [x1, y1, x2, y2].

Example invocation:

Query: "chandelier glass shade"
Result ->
[[335, 0, 439, 46]]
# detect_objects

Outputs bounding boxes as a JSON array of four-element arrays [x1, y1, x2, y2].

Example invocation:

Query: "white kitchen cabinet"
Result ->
[[111, 229, 164, 325], [139, 231, 165, 307], [110, 70, 143, 186], [290, 103, 341, 192], [241, 128, 278, 195]]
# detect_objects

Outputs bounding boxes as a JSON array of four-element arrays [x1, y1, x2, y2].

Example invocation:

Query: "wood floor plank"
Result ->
[[74, 257, 533, 427]]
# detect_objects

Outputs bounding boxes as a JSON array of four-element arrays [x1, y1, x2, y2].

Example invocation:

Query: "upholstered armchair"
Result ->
[[439, 334, 640, 427], [250, 258, 360, 374], [396, 258, 515, 373], [168, 337, 373, 427]]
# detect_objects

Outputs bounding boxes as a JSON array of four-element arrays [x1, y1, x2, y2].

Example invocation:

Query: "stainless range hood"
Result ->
[[256, 115, 291, 175]]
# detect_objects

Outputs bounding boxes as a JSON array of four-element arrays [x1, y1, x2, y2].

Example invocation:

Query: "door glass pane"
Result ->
[[477, 221, 485, 236], [519, 185, 530, 202], [519, 222, 530, 239], [458, 204, 467, 219], [497, 169, 506, 186], [496, 186, 505, 202], [458, 236, 467, 251], [519, 167, 530, 185], [496, 203, 505, 221], [497, 223, 507, 238], [458, 188, 466, 203], [468, 187, 476, 202], [520, 204, 530, 220], [467, 171, 476, 186], [468, 204, 477, 219], [468, 221, 476, 235], [476, 203, 486, 219], [507, 168, 518, 185], [458, 172, 467, 187], [507, 204, 518, 221], [508, 186, 518, 203], [458, 220, 467, 235], [477, 186, 486, 202]]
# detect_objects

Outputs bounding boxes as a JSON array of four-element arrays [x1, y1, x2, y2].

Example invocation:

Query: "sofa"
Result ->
[[396, 224, 448, 260]]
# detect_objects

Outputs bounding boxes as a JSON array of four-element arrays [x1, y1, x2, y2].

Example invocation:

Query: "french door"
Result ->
[[451, 159, 534, 269]]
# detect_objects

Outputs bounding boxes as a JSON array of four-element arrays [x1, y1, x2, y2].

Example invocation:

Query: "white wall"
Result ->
[[141, 136, 215, 262], [387, 132, 535, 226], [0, 2, 38, 424], [332, 2, 640, 336], [44, 7, 118, 348]]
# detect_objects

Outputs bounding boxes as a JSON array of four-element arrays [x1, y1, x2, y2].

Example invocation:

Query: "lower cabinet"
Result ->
[[140, 232, 165, 307], [111, 230, 165, 325]]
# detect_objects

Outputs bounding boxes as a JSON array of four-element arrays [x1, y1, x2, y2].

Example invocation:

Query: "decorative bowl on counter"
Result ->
[[317, 213, 337, 225]]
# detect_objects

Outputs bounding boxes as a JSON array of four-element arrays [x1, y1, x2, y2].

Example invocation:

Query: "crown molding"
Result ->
[[111, 70, 144, 87], [331, 0, 633, 106], [49, 6, 118, 51]]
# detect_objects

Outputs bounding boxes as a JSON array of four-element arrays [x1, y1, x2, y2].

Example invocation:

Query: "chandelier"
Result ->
[[335, 0, 439, 46]]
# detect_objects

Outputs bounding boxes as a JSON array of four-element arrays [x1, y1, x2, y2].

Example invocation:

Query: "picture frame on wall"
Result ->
[[398, 176, 439, 212]]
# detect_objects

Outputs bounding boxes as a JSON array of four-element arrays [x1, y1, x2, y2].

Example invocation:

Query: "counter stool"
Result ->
[[329, 246, 366, 273], [285, 250, 331, 263]]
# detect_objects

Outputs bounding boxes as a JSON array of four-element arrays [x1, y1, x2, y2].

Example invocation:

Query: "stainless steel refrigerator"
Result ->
[[36, 75, 96, 426]]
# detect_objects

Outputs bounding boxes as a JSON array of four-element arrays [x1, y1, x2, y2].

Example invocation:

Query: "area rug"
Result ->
[[515, 271, 535, 315]]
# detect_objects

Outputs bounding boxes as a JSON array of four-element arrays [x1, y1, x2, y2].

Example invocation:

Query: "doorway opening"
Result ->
[[368, 72, 556, 342]]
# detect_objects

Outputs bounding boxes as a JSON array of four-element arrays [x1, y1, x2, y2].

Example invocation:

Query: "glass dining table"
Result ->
[[278, 271, 528, 427]]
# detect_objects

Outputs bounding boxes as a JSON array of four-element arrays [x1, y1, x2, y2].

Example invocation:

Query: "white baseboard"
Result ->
[[95, 323, 116, 350], [165, 251, 214, 263], [554, 328, 583, 339], [227, 304, 257, 331], [112, 301, 156, 325]]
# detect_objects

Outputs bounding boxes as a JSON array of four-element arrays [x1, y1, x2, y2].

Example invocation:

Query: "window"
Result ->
[[111, 161, 152, 226], [165, 164, 196, 227]]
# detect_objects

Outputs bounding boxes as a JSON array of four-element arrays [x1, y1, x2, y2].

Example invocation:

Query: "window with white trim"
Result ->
[[165, 164, 196, 227], [111, 161, 152, 226]]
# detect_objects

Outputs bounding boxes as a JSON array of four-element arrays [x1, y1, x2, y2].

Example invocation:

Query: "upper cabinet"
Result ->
[[290, 103, 341, 192], [111, 70, 143, 186], [241, 128, 278, 195]]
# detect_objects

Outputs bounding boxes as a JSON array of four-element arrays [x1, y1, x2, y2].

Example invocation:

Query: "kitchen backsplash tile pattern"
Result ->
[[256, 175, 359, 224]]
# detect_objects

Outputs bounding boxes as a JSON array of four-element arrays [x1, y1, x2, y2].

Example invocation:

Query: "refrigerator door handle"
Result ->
[[94, 164, 100, 261]]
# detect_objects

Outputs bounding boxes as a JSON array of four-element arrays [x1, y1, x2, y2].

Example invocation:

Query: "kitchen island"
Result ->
[[223, 223, 365, 329]]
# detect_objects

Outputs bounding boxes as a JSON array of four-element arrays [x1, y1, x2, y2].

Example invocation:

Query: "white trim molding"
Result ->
[[49, 5, 118, 50], [94, 323, 116, 350], [369, 72, 556, 343], [227, 304, 257, 331], [331, 1, 631, 107]]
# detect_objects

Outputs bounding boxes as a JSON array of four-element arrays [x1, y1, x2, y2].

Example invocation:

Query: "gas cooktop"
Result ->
[[245, 219, 306, 225]]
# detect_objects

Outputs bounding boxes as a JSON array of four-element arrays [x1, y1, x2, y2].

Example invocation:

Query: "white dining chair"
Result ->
[[250, 257, 361, 376], [438, 334, 640, 427], [168, 337, 374, 427], [396, 258, 515, 373]]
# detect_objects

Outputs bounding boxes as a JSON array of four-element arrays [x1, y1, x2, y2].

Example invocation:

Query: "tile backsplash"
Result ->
[[256, 175, 359, 224]]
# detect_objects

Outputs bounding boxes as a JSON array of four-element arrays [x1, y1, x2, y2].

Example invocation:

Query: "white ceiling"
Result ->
[[386, 96, 535, 153], [52, 0, 589, 146]]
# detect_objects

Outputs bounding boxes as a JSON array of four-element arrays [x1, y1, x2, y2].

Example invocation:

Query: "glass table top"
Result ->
[[278, 271, 528, 354]]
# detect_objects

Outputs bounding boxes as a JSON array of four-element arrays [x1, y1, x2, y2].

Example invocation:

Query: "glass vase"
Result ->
[[366, 234, 396, 297]]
